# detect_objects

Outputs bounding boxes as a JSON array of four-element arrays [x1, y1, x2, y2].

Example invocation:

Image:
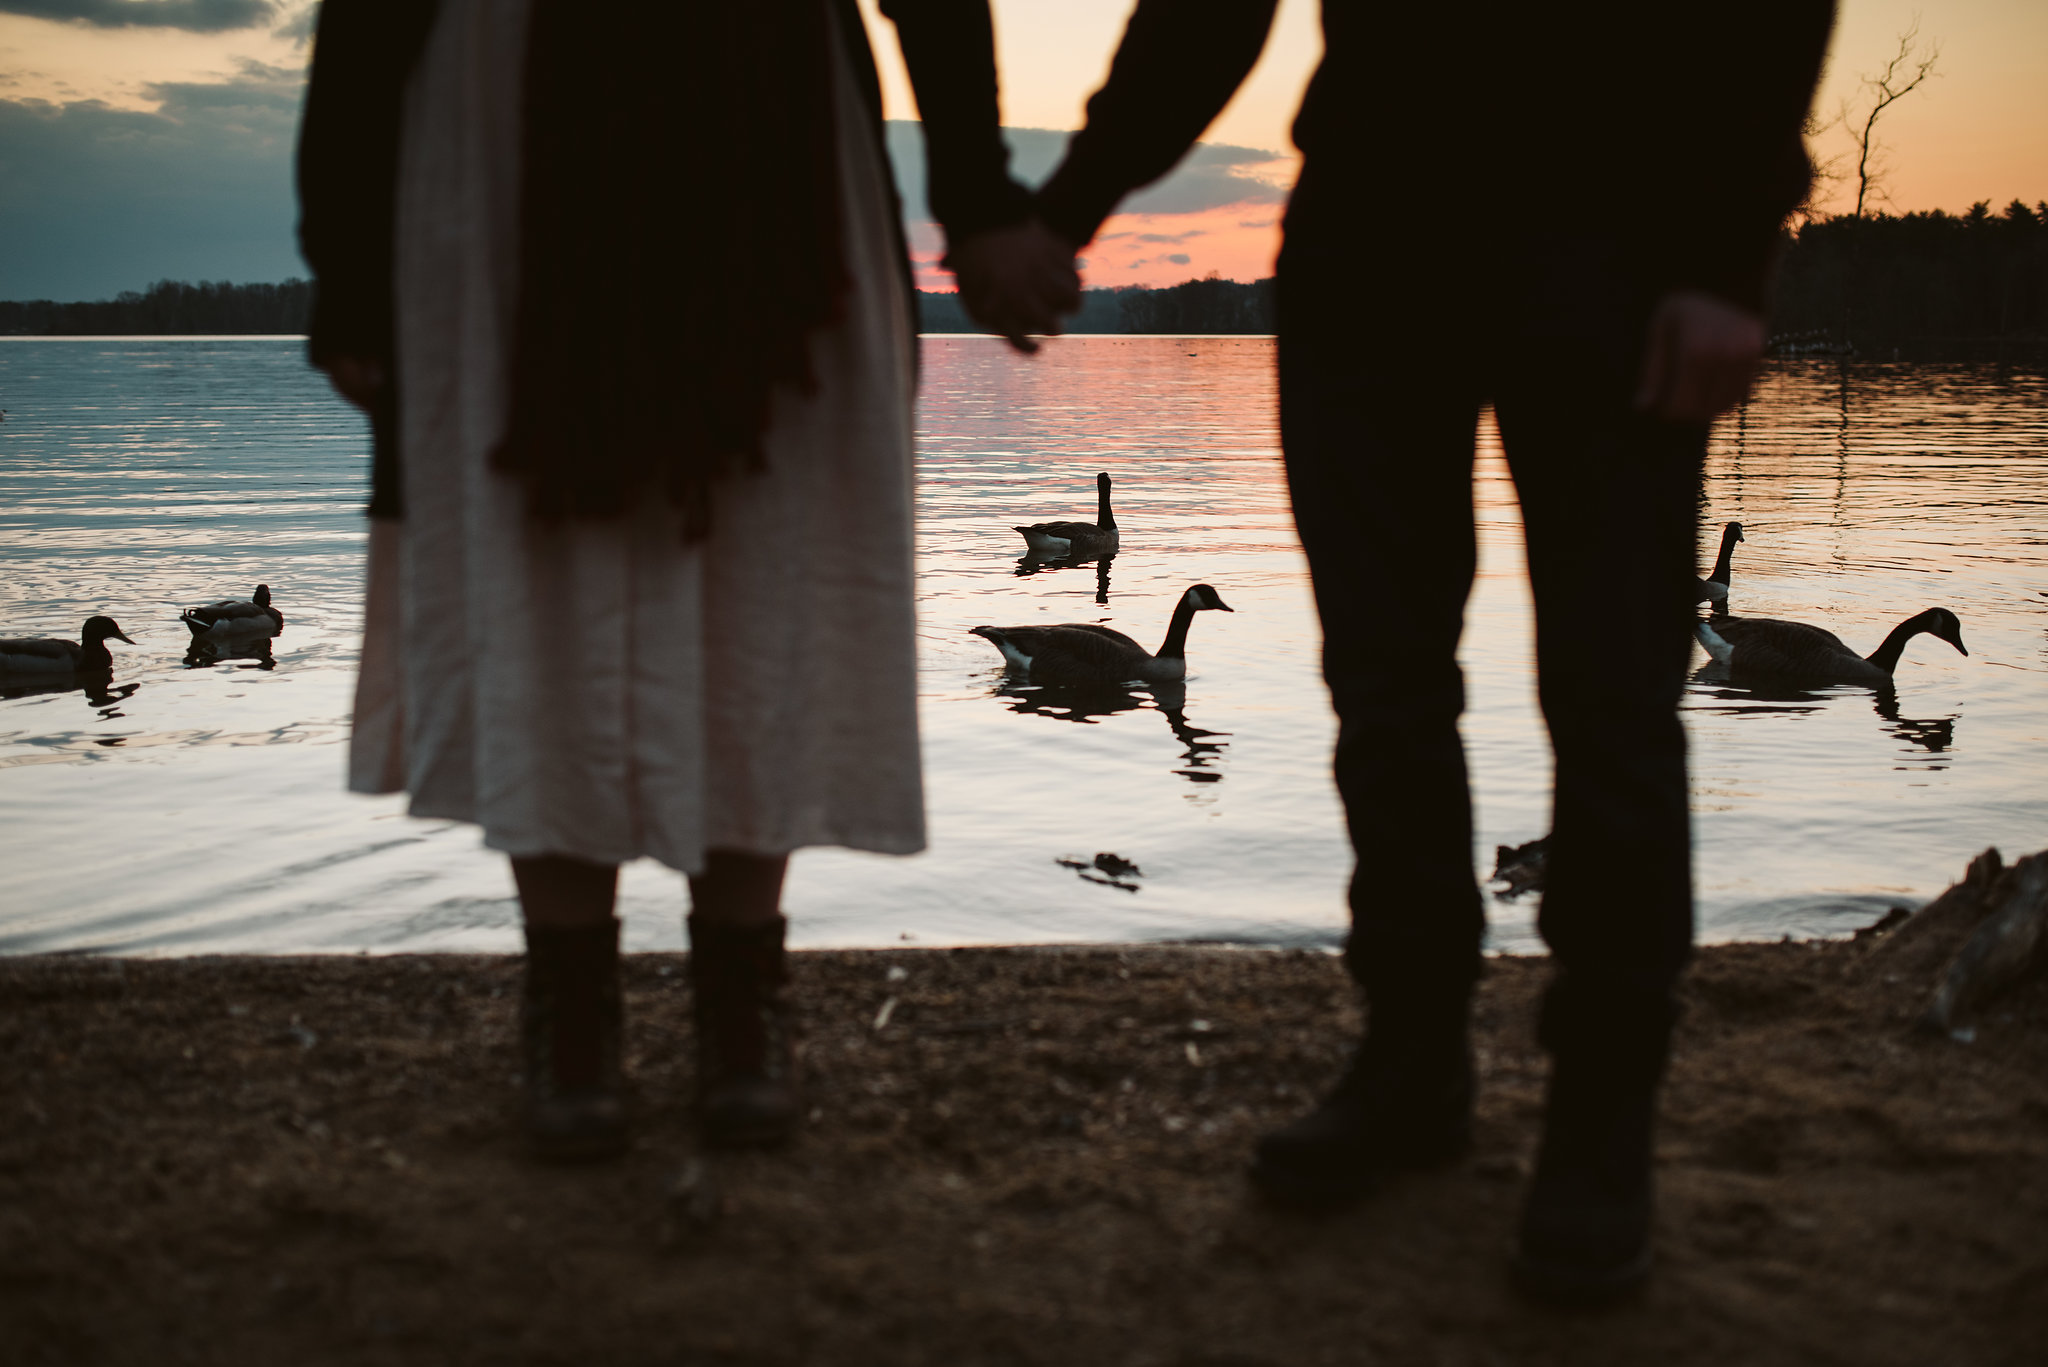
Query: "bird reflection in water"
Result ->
[[1014, 550, 1115, 607], [1874, 689, 1957, 759], [991, 676, 1229, 785], [1689, 676, 1959, 762], [0, 676, 141, 720], [184, 636, 277, 671]]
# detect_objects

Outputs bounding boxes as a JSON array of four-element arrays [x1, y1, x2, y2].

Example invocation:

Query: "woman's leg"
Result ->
[[686, 849, 799, 1147], [512, 854, 619, 925], [685, 850, 787, 926], [512, 855, 627, 1161]]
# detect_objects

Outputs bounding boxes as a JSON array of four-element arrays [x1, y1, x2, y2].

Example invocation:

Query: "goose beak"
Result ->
[[113, 628, 136, 645]]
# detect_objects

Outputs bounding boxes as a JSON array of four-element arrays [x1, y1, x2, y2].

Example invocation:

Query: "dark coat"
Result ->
[[1035, 0, 1836, 314]]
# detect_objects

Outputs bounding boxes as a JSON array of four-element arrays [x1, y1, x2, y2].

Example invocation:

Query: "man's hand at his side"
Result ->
[[946, 220, 1082, 354], [1634, 290, 1768, 423]]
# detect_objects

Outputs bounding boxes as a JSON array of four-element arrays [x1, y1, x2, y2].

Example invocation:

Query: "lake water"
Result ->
[[0, 336, 2042, 956]]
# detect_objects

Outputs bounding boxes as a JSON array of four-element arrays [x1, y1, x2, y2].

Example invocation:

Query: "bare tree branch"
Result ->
[[1850, 17, 1941, 218], [1797, 106, 1847, 226]]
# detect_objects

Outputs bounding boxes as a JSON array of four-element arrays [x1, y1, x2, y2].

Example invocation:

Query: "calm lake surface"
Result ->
[[1, 336, 2042, 956]]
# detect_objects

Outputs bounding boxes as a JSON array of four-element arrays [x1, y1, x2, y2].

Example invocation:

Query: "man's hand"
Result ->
[[1634, 291, 1767, 423], [321, 355, 387, 412], [945, 220, 1082, 354]]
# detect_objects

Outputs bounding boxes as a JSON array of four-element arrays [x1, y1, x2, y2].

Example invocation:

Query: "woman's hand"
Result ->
[[1634, 290, 1767, 423], [945, 220, 1082, 354], [320, 355, 388, 412]]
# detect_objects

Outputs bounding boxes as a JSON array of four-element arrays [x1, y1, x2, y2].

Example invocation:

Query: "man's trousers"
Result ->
[[1278, 184, 1708, 1049]]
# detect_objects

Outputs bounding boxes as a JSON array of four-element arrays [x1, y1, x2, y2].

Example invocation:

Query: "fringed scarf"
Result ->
[[493, 0, 850, 537]]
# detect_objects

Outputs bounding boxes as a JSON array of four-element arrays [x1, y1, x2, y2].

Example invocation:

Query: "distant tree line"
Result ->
[[0, 278, 315, 335], [916, 274, 1277, 336], [918, 204, 2048, 355], [1768, 200, 2048, 357], [7, 206, 2044, 357]]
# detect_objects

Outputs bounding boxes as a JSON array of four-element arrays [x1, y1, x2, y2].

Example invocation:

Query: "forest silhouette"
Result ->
[[3, 203, 2042, 356]]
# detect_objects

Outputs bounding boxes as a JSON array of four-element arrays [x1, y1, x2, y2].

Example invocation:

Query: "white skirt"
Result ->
[[349, 0, 925, 873]]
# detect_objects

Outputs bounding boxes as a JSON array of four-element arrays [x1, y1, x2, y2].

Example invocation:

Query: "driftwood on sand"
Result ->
[[1859, 846, 2048, 1033]]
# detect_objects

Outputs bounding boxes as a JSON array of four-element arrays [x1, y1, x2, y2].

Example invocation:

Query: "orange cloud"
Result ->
[[1081, 201, 1285, 289], [911, 199, 1290, 295]]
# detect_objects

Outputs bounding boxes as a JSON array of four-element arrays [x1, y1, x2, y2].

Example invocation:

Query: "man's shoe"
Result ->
[[1250, 1043, 1474, 1207], [1513, 1161, 1653, 1303], [1512, 1063, 1659, 1303]]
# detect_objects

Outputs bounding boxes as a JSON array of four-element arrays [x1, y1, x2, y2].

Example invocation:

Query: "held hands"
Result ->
[[945, 219, 1082, 354], [1634, 290, 1768, 423]]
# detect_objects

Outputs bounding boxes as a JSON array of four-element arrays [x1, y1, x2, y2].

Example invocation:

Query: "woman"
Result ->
[[297, 0, 1072, 1159]]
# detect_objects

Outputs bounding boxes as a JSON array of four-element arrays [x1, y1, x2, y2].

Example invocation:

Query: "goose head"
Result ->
[[1724, 521, 1744, 546], [1183, 584, 1233, 613], [1914, 607, 1967, 656], [82, 615, 136, 647], [252, 584, 272, 607]]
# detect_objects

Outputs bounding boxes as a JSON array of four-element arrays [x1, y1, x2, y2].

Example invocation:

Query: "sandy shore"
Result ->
[[4, 912, 2045, 1365]]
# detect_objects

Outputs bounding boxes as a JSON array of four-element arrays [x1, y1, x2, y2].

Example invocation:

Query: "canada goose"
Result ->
[[971, 584, 1232, 684], [180, 584, 283, 638], [1695, 521, 1743, 605], [1695, 607, 1967, 686], [1015, 472, 1119, 558], [0, 616, 136, 675]]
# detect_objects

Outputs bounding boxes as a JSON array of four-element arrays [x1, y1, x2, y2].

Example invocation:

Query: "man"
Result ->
[[956, 0, 1834, 1299]]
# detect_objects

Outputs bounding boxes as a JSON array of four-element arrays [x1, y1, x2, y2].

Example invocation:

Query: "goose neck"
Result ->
[[1863, 617, 1925, 675], [1156, 597, 1199, 660], [1709, 527, 1739, 583], [1097, 481, 1116, 531]]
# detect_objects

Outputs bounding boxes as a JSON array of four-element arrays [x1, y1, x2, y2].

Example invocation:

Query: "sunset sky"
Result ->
[[0, 0, 2042, 300]]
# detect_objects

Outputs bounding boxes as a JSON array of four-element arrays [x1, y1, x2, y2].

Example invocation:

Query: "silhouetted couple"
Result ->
[[302, 0, 1832, 1305]]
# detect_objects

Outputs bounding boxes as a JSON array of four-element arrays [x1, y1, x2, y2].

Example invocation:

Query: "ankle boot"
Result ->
[[1513, 976, 1674, 1302], [687, 914, 799, 1149], [521, 919, 627, 1162], [1515, 1061, 1659, 1302], [1250, 991, 1474, 1207]]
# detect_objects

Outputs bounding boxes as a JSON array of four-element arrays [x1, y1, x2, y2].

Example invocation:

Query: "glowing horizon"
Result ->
[[0, 0, 2041, 297]]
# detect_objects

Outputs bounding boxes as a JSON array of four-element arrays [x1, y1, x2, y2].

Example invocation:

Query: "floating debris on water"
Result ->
[[1489, 836, 1550, 900], [1057, 852, 1144, 892]]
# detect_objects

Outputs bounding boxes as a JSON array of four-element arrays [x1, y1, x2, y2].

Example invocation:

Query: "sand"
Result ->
[[4, 902, 2046, 1365]]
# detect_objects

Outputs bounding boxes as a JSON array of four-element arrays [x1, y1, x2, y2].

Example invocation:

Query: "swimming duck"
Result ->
[[180, 584, 283, 638], [1695, 607, 1966, 686], [1015, 472, 1120, 558], [1695, 521, 1743, 606], [971, 584, 1232, 684], [0, 616, 137, 675]]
